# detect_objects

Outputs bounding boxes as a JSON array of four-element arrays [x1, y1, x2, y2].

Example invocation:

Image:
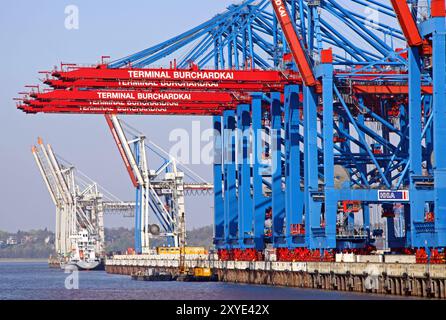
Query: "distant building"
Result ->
[[21, 235, 36, 244], [6, 236, 17, 245]]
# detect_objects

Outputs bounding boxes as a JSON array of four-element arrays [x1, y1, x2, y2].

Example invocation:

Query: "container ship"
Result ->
[[49, 229, 104, 271]]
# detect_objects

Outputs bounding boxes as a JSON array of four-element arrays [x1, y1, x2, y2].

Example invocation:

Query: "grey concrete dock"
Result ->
[[106, 255, 446, 298]]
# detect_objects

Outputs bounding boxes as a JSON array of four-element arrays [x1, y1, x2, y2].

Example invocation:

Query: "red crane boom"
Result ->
[[45, 79, 285, 91], [18, 104, 226, 116], [104, 115, 139, 187], [52, 66, 297, 82], [270, 0, 318, 87], [30, 89, 244, 103], [390, 0, 423, 47]]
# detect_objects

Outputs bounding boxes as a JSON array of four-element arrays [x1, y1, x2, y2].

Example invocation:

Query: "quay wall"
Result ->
[[105, 255, 446, 298]]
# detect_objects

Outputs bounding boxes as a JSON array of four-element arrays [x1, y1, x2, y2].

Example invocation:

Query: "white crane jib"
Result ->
[[32, 137, 139, 262], [105, 115, 151, 252], [32, 138, 75, 257], [105, 115, 188, 252]]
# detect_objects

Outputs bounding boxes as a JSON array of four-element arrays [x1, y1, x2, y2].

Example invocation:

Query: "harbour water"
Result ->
[[0, 262, 413, 300]]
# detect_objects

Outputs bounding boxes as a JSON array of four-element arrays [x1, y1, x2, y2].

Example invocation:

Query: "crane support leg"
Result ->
[[271, 92, 286, 246], [223, 110, 238, 248], [320, 58, 336, 249], [304, 86, 322, 249], [284, 85, 304, 248], [237, 104, 253, 249], [409, 45, 426, 248], [213, 116, 225, 249], [433, 15, 446, 246], [252, 94, 269, 251]]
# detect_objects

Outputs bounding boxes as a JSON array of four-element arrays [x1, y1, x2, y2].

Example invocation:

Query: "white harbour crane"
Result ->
[[32, 137, 135, 269], [105, 115, 213, 256]]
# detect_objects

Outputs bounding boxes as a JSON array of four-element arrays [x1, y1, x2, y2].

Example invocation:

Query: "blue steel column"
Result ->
[[304, 86, 321, 249], [408, 45, 424, 248], [271, 92, 286, 246], [432, 14, 446, 246], [284, 85, 304, 247], [252, 94, 269, 250], [237, 104, 253, 248], [223, 110, 238, 248], [213, 116, 225, 248], [321, 60, 336, 249], [425, 96, 434, 172], [356, 114, 369, 243], [363, 205, 370, 239]]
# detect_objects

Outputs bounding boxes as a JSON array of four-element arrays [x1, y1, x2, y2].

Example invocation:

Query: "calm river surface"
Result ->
[[0, 262, 414, 300]]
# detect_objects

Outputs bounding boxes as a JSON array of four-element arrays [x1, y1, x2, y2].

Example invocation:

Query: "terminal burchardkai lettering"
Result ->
[[128, 70, 235, 80], [31, 89, 239, 103], [51, 67, 291, 82], [97, 91, 192, 100]]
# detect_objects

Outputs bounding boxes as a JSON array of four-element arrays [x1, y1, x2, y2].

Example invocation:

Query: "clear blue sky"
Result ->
[[0, 0, 237, 232]]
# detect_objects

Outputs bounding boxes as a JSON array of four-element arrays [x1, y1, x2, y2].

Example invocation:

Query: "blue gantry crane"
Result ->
[[17, 0, 446, 263]]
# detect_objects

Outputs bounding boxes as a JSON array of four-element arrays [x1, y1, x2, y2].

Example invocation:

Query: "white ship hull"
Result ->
[[75, 259, 104, 271]]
